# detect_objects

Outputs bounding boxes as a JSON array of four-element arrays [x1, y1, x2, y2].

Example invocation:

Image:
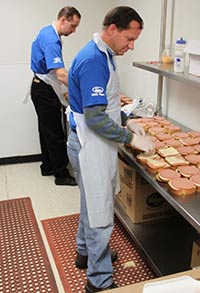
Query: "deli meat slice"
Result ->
[[166, 125, 181, 134], [185, 154, 200, 164], [188, 131, 200, 138], [182, 137, 200, 146], [157, 168, 180, 182], [164, 138, 182, 148], [156, 133, 172, 141], [173, 132, 189, 140], [153, 140, 166, 150], [148, 126, 166, 136], [153, 115, 165, 122], [168, 177, 196, 195], [176, 145, 194, 156], [194, 145, 200, 153], [190, 174, 200, 192], [177, 165, 200, 177]]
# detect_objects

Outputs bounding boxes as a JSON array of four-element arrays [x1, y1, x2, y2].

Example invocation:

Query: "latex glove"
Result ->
[[130, 134, 155, 154], [126, 119, 145, 136]]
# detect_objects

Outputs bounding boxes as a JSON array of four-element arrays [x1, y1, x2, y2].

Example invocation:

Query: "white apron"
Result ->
[[23, 70, 68, 106], [74, 33, 121, 228]]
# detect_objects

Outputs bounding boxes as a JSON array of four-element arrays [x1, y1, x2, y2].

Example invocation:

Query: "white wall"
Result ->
[[116, 0, 200, 130], [163, 0, 200, 130], [116, 0, 161, 100], [0, 0, 115, 158], [0, 0, 199, 158]]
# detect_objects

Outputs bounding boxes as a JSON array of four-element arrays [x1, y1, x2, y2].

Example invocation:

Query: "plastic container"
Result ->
[[174, 37, 187, 73], [162, 43, 173, 64]]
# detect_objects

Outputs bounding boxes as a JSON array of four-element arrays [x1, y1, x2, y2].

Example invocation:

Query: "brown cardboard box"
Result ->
[[101, 268, 200, 293], [191, 240, 200, 268], [116, 155, 176, 223]]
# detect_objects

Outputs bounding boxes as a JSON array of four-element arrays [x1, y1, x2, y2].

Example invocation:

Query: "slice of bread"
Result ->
[[165, 155, 189, 166], [157, 146, 179, 157], [136, 152, 159, 164], [146, 158, 169, 174]]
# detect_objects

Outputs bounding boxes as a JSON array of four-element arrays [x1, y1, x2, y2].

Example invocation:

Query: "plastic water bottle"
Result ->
[[174, 37, 187, 73]]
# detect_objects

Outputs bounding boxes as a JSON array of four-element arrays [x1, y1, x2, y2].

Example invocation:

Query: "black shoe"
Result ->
[[85, 280, 117, 293], [75, 250, 118, 269], [41, 169, 54, 176], [55, 175, 77, 186]]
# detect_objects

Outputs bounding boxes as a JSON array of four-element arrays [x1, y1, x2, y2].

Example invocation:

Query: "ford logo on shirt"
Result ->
[[91, 86, 105, 96]]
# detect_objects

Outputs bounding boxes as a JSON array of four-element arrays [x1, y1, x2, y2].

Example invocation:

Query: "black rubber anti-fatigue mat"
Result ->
[[0, 197, 58, 293]]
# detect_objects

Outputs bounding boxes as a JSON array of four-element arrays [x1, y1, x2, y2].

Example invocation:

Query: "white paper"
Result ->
[[143, 276, 200, 293]]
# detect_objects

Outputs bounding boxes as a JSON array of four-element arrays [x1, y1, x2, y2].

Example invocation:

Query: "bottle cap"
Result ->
[[176, 37, 186, 45]]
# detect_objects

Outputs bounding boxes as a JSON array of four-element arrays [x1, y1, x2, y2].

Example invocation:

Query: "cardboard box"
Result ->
[[191, 240, 200, 268], [101, 268, 200, 293], [184, 40, 200, 76], [116, 155, 176, 223]]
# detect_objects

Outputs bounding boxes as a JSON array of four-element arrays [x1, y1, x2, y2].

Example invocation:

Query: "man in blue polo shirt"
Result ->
[[67, 6, 155, 293], [30, 6, 81, 186]]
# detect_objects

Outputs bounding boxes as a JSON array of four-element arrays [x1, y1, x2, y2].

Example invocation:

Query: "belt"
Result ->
[[33, 74, 45, 84]]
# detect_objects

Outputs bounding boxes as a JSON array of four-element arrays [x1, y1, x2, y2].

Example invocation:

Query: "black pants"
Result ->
[[31, 77, 69, 178]]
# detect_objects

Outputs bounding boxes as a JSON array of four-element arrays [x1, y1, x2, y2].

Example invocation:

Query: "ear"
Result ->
[[60, 16, 66, 24], [107, 24, 118, 36]]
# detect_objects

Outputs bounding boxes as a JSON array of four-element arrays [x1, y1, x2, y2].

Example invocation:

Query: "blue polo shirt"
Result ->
[[31, 25, 65, 74], [68, 39, 112, 129]]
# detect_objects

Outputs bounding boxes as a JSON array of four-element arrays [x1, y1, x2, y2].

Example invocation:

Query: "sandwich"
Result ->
[[168, 177, 196, 195], [136, 152, 159, 164], [173, 132, 189, 140], [185, 154, 200, 165], [176, 145, 194, 156], [188, 131, 200, 138], [156, 168, 180, 182], [155, 133, 172, 141], [166, 125, 181, 134], [190, 174, 200, 192], [148, 126, 166, 136], [157, 146, 179, 157], [146, 158, 169, 174], [194, 145, 200, 153], [177, 165, 200, 178], [182, 137, 200, 146], [164, 138, 182, 148], [165, 155, 189, 167]]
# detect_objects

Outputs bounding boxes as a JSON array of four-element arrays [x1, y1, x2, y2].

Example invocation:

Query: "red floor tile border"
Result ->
[[41, 214, 157, 293], [0, 197, 58, 293]]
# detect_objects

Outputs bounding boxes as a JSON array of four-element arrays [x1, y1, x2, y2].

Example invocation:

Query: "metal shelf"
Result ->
[[115, 200, 197, 276], [132, 61, 200, 88], [118, 145, 200, 233]]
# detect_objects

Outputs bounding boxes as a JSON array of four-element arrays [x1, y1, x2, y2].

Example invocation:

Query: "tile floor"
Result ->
[[0, 161, 80, 293]]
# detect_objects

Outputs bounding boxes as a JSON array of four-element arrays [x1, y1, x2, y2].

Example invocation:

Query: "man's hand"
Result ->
[[130, 134, 155, 154], [126, 119, 145, 136]]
